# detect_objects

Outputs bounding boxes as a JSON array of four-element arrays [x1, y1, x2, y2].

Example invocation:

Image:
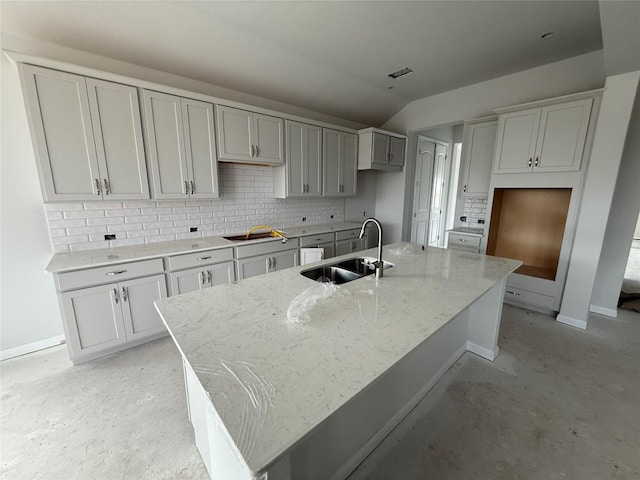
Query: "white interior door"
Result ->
[[428, 144, 447, 247], [411, 141, 435, 246]]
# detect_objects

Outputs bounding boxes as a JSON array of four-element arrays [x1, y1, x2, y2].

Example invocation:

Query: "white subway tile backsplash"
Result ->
[[46, 164, 345, 251]]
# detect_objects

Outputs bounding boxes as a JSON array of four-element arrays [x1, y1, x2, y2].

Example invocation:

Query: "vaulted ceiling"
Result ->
[[1, 1, 604, 126]]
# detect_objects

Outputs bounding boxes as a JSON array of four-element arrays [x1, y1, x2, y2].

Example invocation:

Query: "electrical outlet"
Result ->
[[478, 219, 485, 224], [363, 211, 366, 217], [302, 217, 307, 222], [330, 215, 334, 219], [190, 227, 198, 232], [104, 234, 116, 241]]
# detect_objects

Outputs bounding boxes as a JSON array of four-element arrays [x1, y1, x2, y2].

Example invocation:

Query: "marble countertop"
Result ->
[[45, 222, 362, 273], [155, 242, 521, 475], [447, 226, 485, 236]]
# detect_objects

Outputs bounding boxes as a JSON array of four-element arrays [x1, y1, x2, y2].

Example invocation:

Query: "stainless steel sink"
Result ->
[[300, 266, 363, 285], [300, 256, 394, 284]]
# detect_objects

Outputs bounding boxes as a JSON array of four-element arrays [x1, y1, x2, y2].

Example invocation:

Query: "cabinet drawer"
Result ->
[[503, 285, 555, 309], [166, 248, 233, 271], [448, 233, 481, 249], [300, 232, 335, 246], [235, 238, 299, 259], [56, 259, 164, 292], [335, 229, 361, 241]]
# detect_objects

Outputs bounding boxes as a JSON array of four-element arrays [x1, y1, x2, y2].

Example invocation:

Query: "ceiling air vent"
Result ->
[[388, 67, 413, 79]]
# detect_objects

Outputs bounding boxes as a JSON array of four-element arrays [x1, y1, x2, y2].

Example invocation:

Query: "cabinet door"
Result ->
[[534, 98, 592, 172], [462, 120, 497, 196], [271, 250, 297, 272], [207, 261, 236, 287], [61, 284, 126, 358], [286, 121, 305, 196], [323, 129, 341, 196], [372, 133, 390, 165], [216, 106, 252, 162], [86, 78, 149, 200], [306, 125, 323, 196], [237, 256, 269, 280], [169, 267, 208, 296], [493, 108, 540, 173], [181, 99, 219, 198], [389, 136, 405, 167], [142, 91, 189, 198], [341, 132, 358, 196], [335, 239, 357, 256], [19, 64, 101, 201], [253, 113, 284, 164], [320, 241, 335, 259], [120, 274, 168, 341]]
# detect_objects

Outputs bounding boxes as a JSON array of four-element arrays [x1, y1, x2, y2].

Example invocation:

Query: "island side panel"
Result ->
[[286, 307, 470, 480], [466, 277, 507, 361]]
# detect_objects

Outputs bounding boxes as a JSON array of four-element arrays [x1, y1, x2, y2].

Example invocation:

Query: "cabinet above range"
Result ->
[[357, 128, 406, 171]]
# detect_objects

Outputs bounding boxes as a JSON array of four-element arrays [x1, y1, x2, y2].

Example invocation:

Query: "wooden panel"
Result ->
[[487, 188, 571, 280], [389, 136, 405, 167], [120, 274, 167, 340], [215, 106, 252, 161], [253, 113, 284, 164], [493, 109, 539, 173]]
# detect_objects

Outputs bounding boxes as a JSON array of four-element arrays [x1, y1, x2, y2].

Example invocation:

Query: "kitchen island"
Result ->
[[155, 242, 521, 480]]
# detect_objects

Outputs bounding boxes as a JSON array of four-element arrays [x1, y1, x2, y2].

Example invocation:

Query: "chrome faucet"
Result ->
[[359, 218, 384, 278]]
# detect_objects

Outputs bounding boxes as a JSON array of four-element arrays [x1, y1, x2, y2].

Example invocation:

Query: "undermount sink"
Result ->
[[301, 257, 394, 284]]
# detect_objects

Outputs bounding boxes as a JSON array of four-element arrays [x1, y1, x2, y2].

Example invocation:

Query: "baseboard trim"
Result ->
[[0, 335, 66, 361], [556, 314, 588, 330], [466, 341, 498, 361], [590, 304, 618, 318]]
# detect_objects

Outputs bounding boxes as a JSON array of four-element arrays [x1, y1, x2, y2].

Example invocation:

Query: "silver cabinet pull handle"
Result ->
[[390, 153, 393, 162], [106, 270, 127, 276], [534, 157, 539, 168], [267, 257, 272, 271], [197, 256, 212, 261], [95, 179, 101, 195], [207, 270, 212, 285], [506, 290, 520, 296], [528, 158, 532, 168], [121, 286, 128, 302], [250, 145, 255, 157], [271, 256, 276, 269], [199, 271, 205, 286], [463, 184, 467, 193], [191, 180, 195, 194], [184, 180, 189, 195], [459, 238, 468, 242], [255, 145, 259, 157], [112, 288, 119, 304], [103, 179, 109, 195]]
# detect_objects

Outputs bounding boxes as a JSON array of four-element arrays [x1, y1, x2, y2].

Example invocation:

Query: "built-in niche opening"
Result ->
[[486, 188, 571, 281]]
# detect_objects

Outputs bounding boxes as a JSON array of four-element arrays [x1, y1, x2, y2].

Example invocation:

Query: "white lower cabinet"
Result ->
[[56, 259, 167, 364], [237, 249, 298, 280], [335, 238, 363, 256], [60, 272, 167, 364], [169, 262, 235, 296]]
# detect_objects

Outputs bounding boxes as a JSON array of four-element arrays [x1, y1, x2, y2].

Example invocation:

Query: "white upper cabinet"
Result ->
[[323, 129, 357, 196], [19, 64, 149, 201], [493, 98, 593, 174], [460, 118, 497, 197], [215, 105, 284, 165], [142, 91, 219, 199], [275, 121, 322, 198], [357, 128, 406, 171]]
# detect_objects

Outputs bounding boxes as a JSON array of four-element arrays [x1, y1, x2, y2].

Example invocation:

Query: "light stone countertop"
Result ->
[[45, 222, 362, 273], [447, 226, 485, 236], [155, 242, 521, 475]]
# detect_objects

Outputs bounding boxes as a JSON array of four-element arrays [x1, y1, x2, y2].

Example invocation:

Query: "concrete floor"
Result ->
[[1, 305, 639, 479]]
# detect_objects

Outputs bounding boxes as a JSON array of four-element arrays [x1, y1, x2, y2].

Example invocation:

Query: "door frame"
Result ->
[[410, 135, 450, 247]]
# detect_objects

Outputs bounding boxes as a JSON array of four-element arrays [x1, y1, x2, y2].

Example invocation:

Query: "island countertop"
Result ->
[[155, 243, 521, 475]]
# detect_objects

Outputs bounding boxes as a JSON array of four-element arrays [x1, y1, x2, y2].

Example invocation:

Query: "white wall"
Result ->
[[377, 51, 606, 242], [589, 84, 640, 316], [1, 54, 65, 355], [558, 71, 640, 329]]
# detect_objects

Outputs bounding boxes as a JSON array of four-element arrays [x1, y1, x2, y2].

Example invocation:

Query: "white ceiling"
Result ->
[[0, 1, 603, 126]]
